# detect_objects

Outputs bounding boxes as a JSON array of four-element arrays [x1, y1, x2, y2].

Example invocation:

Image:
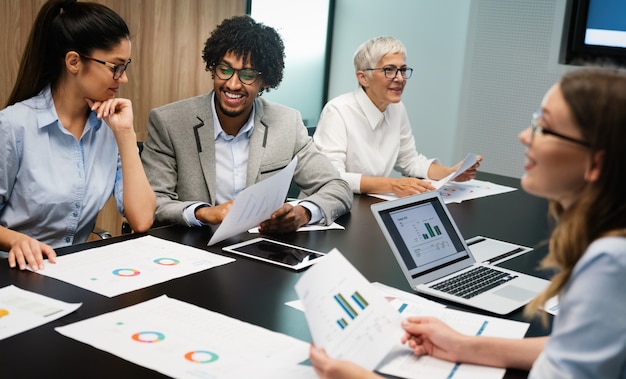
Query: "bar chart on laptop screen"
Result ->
[[390, 204, 458, 269]]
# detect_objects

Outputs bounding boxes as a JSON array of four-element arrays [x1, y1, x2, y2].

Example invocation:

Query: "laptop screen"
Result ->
[[376, 195, 471, 278]]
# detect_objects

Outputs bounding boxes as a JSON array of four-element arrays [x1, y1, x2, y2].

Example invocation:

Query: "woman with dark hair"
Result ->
[[0, 0, 155, 271], [310, 68, 626, 378]]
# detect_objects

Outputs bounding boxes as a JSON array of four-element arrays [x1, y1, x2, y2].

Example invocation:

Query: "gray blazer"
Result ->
[[142, 92, 353, 227]]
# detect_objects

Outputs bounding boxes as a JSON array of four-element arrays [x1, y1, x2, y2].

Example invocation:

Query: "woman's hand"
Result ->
[[401, 316, 470, 362], [7, 235, 56, 271], [85, 97, 134, 136], [309, 344, 382, 379]]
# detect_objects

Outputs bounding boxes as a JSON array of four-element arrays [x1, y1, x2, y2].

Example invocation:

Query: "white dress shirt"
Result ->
[[314, 87, 438, 193], [183, 94, 322, 226]]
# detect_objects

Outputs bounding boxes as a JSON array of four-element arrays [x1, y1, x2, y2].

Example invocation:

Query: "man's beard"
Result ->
[[216, 98, 245, 118]]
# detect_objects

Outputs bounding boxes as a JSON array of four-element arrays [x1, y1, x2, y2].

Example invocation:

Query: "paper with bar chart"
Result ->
[[31, 236, 235, 297], [55, 295, 311, 379], [0, 285, 81, 341], [372, 282, 529, 379], [295, 249, 403, 371]]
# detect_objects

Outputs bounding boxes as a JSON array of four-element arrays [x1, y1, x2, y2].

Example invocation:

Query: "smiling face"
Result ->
[[211, 51, 265, 134], [77, 38, 131, 102], [357, 52, 407, 112], [518, 83, 593, 209]]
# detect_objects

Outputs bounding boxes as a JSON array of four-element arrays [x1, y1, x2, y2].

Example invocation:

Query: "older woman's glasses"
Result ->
[[213, 63, 261, 85], [365, 66, 413, 79], [81, 55, 131, 80], [530, 111, 590, 147]]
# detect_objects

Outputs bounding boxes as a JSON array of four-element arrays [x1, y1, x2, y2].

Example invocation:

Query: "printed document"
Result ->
[[293, 254, 530, 379], [32, 235, 234, 297], [208, 156, 297, 245], [56, 295, 310, 379], [295, 249, 404, 371], [0, 285, 81, 340]]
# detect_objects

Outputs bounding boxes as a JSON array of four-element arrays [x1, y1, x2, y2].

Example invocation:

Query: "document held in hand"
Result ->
[[431, 152, 479, 189], [208, 156, 297, 246], [295, 249, 403, 371]]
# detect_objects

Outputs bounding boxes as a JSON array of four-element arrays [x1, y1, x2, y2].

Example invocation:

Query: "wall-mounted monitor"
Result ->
[[562, 0, 626, 67]]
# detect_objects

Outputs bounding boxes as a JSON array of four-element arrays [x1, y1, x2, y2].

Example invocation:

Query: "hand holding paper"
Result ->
[[295, 249, 403, 371], [208, 157, 297, 246], [431, 153, 480, 189]]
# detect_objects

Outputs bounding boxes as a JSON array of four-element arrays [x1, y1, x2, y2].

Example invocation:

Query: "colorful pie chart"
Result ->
[[131, 331, 165, 343], [153, 258, 180, 266], [184, 350, 219, 363], [112, 268, 140, 276]]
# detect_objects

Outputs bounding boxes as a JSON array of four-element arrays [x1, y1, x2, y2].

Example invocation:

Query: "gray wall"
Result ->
[[328, 0, 571, 178]]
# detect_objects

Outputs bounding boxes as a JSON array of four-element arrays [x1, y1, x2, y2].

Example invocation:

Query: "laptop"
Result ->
[[370, 191, 550, 315]]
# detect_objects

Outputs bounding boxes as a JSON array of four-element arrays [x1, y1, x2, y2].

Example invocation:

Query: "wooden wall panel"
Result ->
[[1, 0, 246, 237]]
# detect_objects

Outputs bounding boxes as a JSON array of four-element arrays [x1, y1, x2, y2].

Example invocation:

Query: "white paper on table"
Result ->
[[32, 235, 234, 297], [369, 178, 516, 204], [374, 288, 530, 379], [295, 249, 403, 371], [208, 156, 297, 246], [439, 179, 516, 203], [542, 296, 559, 315], [0, 285, 81, 341], [55, 295, 310, 379], [248, 222, 345, 234], [370, 282, 446, 310], [431, 153, 479, 189]]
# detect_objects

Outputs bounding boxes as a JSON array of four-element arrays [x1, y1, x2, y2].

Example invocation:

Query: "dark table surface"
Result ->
[[0, 172, 552, 378]]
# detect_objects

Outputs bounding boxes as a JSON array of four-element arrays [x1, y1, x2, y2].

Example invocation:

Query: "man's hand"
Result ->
[[258, 203, 311, 234], [194, 201, 234, 224]]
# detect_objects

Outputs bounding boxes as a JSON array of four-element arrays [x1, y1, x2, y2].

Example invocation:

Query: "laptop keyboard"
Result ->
[[431, 266, 517, 299]]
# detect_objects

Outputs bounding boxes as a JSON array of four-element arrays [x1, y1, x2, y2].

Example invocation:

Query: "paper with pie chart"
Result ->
[[55, 295, 310, 378], [32, 236, 234, 297]]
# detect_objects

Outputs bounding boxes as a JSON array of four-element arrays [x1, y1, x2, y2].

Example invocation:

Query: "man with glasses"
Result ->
[[141, 15, 352, 233], [314, 36, 482, 198]]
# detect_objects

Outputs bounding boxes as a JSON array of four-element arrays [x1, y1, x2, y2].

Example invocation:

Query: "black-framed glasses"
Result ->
[[213, 63, 261, 85], [530, 111, 590, 147], [81, 55, 131, 80], [365, 66, 413, 79]]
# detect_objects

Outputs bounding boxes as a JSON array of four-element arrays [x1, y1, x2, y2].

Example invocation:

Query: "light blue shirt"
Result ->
[[0, 86, 123, 251], [529, 236, 626, 379], [183, 94, 322, 226]]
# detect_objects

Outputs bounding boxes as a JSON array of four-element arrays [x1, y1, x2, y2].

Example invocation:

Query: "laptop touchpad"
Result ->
[[493, 285, 535, 301]]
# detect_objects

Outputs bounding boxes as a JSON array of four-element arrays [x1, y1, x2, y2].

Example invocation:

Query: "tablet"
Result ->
[[222, 238, 326, 270]]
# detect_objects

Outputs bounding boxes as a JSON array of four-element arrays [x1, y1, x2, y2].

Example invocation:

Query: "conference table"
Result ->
[[0, 172, 553, 378]]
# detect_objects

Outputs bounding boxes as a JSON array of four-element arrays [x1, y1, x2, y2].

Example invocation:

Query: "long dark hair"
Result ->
[[6, 0, 130, 107]]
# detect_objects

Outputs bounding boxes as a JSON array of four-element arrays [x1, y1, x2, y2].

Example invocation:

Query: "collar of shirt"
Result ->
[[355, 87, 386, 131], [211, 92, 255, 141], [29, 86, 103, 137]]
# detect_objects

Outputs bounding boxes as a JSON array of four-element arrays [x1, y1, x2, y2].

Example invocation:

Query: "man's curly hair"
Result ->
[[202, 15, 285, 89]]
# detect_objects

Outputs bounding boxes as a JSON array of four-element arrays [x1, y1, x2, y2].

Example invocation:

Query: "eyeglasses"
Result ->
[[81, 55, 131, 80], [213, 63, 261, 85], [530, 111, 590, 147], [365, 66, 413, 79]]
